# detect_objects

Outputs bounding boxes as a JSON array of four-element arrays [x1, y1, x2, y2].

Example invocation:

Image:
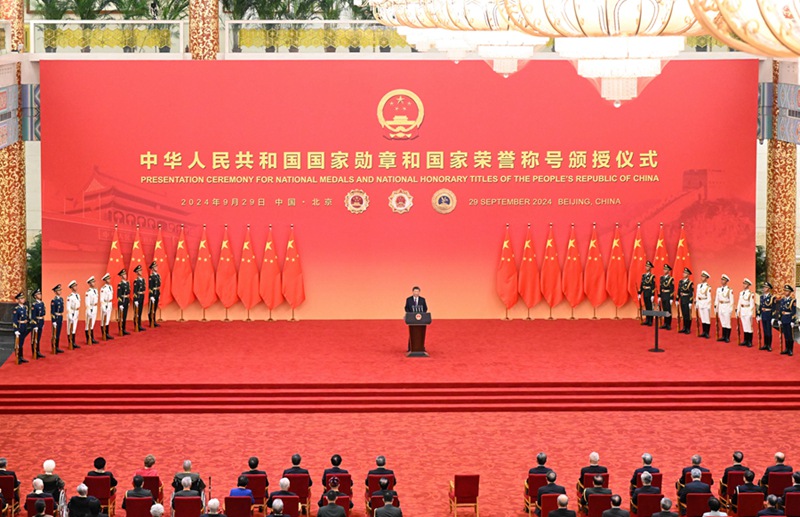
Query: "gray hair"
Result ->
[[0, 458, 7, 468], [279, 478, 290, 491], [150, 504, 165, 517], [661, 498, 672, 511], [589, 452, 600, 464], [43, 460, 56, 473], [272, 499, 284, 513], [33, 479, 44, 490], [206, 499, 220, 512], [181, 476, 192, 489], [776, 452, 786, 463], [642, 453, 653, 465], [691, 468, 702, 480], [691, 455, 702, 465], [557, 495, 569, 508], [183, 460, 192, 471], [642, 472, 653, 484], [77, 484, 88, 496]]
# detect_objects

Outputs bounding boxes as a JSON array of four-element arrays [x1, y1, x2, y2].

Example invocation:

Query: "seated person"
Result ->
[[370, 478, 399, 509], [150, 503, 165, 517], [0, 457, 21, 498], [32, 498, 51, 517], [67, 484, 99, 517], [578, 453, 608, 493], [721, 452, 748, 497], [761, 453, 793, 487], [135, 456, 159, 478], [530, 453, 553, 475], [679, 470, 712, 515], [702, 497, 727, 517], [36, 460, 65, 501], [548, 494, 576, 517], [283, 454, 312, 487], [633, 472, 662, 509], [229, 476, 254, 505], [317, 477, 352, 509], [732, 470, 766, 509], [87, 457, 118, 489], [267, 478, 295, 509], [172, 460, 206, 494], [375, 492, 402, 517], [317, 491, 345, 517], [89, 497, 107, 517], [536, 471, 566, 516], [366, 456, 395, 486], [322, 455, 348, 488], [27, 479, 53, 500], [581, 475, 611, 512], [270, 499, 288, 517], [122, 475, 156, 509], [171, 476, 200, 509], [603, 495, 630, 517], [677, 455, 712, 491], [631, 454, 660, 495], [758, 495, 783, 517], [200, 498, 226, 517], [653, 497, 678, 517], [782, 472, 800, 504], [242, 457, 266, 477]]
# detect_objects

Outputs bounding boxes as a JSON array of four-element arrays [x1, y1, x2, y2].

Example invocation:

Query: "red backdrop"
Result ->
[[40, 59, 757, 320]]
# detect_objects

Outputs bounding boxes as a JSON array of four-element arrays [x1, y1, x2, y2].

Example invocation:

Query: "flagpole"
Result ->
[[290, 308, 296, 322], [158, 308, 163, 323], [202, 308, 207, 322], [224, 308, 229, 322], [570, 307, 575, 320], [246, 309, 251, 322], [526, 307, 531, 321], [179, 309, 184, 323], [503, 308, 510, 321], [593, 307, 597, 320], [614, 306, 619, 320], [268, 309, 273, 322], [548, 306, 553, 320]]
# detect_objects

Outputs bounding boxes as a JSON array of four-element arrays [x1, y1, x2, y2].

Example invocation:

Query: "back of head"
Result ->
[[692, 455, 702, 466], [661, 498, 672, 511], [77, 484, 89, 497], [272, 499, 284, 514], [34, 499, 46, 514], [744, 470, 755, 483], [43, 459, 56, 473], [279, 478, 290, 491], [776, 452, 786, 464], [537, 453, 548, 466], [708, 498, 721, 512], [642, 472, 652, 485], [767, 495, 778, 507], [207, 499, 220, 513], [383, 492, 393, 503], [611, 495, 622, 508], [144, 455, 156, 468], [291, 454, 301, 467], [546, 471, 557, 483], [94, 457, 106, 470], [329, 477, 340, 490], [327, 491, 337, 503], [642, 453, 653, 466], [379, 478, 389, 490], [557, 495, 569, 508], [89, 499, 102, 516], [182, 460, 192, 472], [133, 475, 144, 488], [33, 479, 44, 491], [331, 455, 342, 467], [0, 458, 7, 469], [150, 504, 165, 517], [691, 468, 702, 481], [794, 472, 800, 484], [589, 452, 600, 465], [237, 475, 248, 488], [593, 475, 604, 487], [733, 451, 744, 464], [376, 456, 386, 468], [248, 457, 259, 470], [181, 477, 192, 490]]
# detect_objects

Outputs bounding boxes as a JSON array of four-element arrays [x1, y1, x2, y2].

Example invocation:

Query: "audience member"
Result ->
[[677, 456, 712, 490], [122, 475, 155, 509], [35, 460, 65, 500], [27, 479, 52, 500], [732, 470, 766, 507], [531, 453, 553, 475], [243, 457, 266, 476], [782, 472, 800, 503], [375, 491, 402, 517], [229, 476, 254, 504], [172, 476, 200, 508], [317, 491, 345, 517], [67, 484, 98, 517], [371, 477, 399, 507], [633, 472, 662, 507], [603, 495, 630, 517], [581, 474, 612, 510], [702, 497, 726, 517], [536, 471, 566, 515], [652, 497, 678, 517], [87, 457, 118, 488], [758, 495, 783, 516], [89, 497, 107, 517], [548, 495, 576, 517], [267, 478, 296, 509], [200, 498, 226, 517], [679, 469, 712, 513], [631, 454, 660, 495], [172, 460, 206, 493], [322, 456, 348, 488], [366, 456, 395, 486], [32, 498, 51, 517], [150, 503, 165, 517], [134, 456, 159, 478], [0, 457, 20, 492], [283, 454, 312, 487], [269, 499, 286, 517], [579, 453, 608, 487], [721, 452, 748, 496], [761, 453, 793, 487], [318, 477, 351, 509]]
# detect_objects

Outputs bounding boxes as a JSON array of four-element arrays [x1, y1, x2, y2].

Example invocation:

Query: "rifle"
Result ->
[[696, 306, 701, 336], [51, 321, 57, 354], [637, 294, 643, 322], [31, 327, 39, 359], [675, 297, 680, 331], [14, 332, 20, 365], [736, 315, 742, 343], [117, 306, 123, 336], [715, 309, 720, 340], [756, 314, 762, 348], [779, 321, 785, 354]]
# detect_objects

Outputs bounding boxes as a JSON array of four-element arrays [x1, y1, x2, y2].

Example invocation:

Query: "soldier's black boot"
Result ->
[[72, 334, 80, 349], [90, 328, 99, 344], [724, 328, 731, 343], [746, 332, 753, 347], [18, 350, 28, 364], [122, 322, 130, 336], [34, 342, 45, 359], [106, 325, 114, 340], [766, 335, 773, 351], [85, 330, 90, 345], [702, 323, 710, 338]]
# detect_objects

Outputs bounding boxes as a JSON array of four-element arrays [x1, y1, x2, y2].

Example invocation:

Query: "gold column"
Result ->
[[766, 60, 797, 289], [0, 0, 26, 302], [189, 0, 219, 59]]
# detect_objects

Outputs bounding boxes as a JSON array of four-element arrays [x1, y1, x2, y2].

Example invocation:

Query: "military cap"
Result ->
[[133, 265, 142, 273], [721, 274, 730, 281], [764, 281, 773, 289], [743, 278, 752, 285], [102, 273, 111, 281], [87, 275, 95, 284], [663, 264, 672, 271], [32, 288, 41, 296], [14, 292, 24, 300], [684, 267, 692, 275], [118, 269, 126, 276], [785, 284, 794, 292], [68, 280, 78, 288], [701, 271, 710, 278], [52, 284, 62, 292], [646, 261, 654, 268], [149, 261, 157, 269]]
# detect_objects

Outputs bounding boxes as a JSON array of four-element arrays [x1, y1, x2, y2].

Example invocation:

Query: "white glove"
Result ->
[[52, 321, 57, 328], [150, 297, 155, 304], [118, 304, 123, 310], [14, 331, 19, 337], [637, 294, 641, 301], [792, 322, 796, 329], [134, 301, 139, 307], [772, 319, 776, 326], [650, 296, 654, 303]]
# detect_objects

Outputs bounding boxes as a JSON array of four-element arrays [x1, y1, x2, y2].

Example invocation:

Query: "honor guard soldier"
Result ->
[[50, 284, 65, 354], [659, 264, 675, 330], [148, 261, 161, 328], [12, 292, 29, 364], [85, 276, 100, 344], [678, 268, 694, 334], [737, 279, 756, 348], [780, 285, 797, 356], [30, 289, 46, 359], [133, 265, 146, 331], [696, 271, 712, 339], [639, 261, 656, 326], [99, 273, 114, 341], [66, 280, 81, 349], [759, 282, 777, 351], [117, 269, 131, 336], [715, 274, 735, 343]]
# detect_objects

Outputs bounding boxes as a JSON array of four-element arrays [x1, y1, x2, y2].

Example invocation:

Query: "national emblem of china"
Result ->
[[377, 89, 425, 140], [388, 189, 413, 214], [344, 189, 370, 214], [432, 188, 457, 214]]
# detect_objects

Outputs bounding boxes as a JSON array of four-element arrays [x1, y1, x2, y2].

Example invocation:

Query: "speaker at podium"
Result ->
[[404, 286, 430, 357]]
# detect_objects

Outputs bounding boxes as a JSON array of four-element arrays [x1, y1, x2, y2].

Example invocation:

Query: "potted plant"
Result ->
[[346, 0, 371, 52], [152, 0, 188, 52], [222, 0, 252, 52], [317, 0, 342, 52], [252, 0, 281, 51], [36, 0, 69, 52], [279, 0, 316, 52], [112, 0, 149, 52], [69, 0, 113, 52]]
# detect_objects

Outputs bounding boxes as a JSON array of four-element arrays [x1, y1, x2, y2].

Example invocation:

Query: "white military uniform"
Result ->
[[696, 281, 712, 324], [737, 288, 755, 333], [67, 290, 81, 333], [100, 283, 114, 326], [85, 287, 98, 329], [715, 284, 735, 329]]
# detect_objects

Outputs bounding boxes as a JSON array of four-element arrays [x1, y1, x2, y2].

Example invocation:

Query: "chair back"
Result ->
[[367, 475, 395, 494], [635, 493, 663, 517], [124, 497, 153, 517], [725, 472, 747, 498], [527, 475, 549, 498], [637, 474, 663, 490], [540, 494, 560, 517], [685, 472, 713, 486], [326, 474, 352, 497], [453, 475, 480, 504], [83, 476, 112, 499], [588, 494, 612, 517], [736, 492, 765, 517], [224, 496, 252, 517], [141, 476, 163, 504], [273, 495, 300, 517], [768, 473, 794, 497], [25, 498, 54, 517], [369, 495, 399, 514], [284, 475, 310, 501], [243, 475, 267, 506], [784, 492, 800, 517], [686, 493, 713, 517], [172, 496, 203, 517], [335, 495, 351, 517], [0, 476, 17, 509], [583, 474, 610, 490]]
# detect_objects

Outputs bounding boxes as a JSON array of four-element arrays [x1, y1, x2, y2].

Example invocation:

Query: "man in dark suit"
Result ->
[[122, 476, 155, 509], [404, 287, 427, 314], [578, 452, 608, 494], [242, 457, 267, 477], [652, 497, 679, 517], [0, 458, 20, 497], [677, 455, 712, 491], [761, 453, 793, 487], [581, 475, 612, 512], [375, 492, 402, 517], [200, 498, 226, 517], [31, 499, 48, 517], [371, 478, 399, 507], [548, 495, 576, 517], [317, 491, 345, 517], [267, 478, 295, 509], [172, 477, 200, 509], [67, 484, 98, 517], [283, 454, 312, 487], [758, 495, 783, 516], [603, 495, 630, 517], [318, 478, 351, 509], [721, 452, 748, 497], [679, 470, 711, 514], [27, 479, 53, 500], [366, 456, 395, 486], [781, 472, 800, 504], [87, 457, 118, 489], [633, 472, 662, 508], [531, 453, 553, 475], [732, 470, 766, 508], [172, 460, 206, 494], [631, 454, 660, 496], [537, 472, 566, 515], [321, 456, 348, 488]]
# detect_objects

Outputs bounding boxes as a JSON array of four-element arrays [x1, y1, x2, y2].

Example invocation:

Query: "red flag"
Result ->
[[540, 224, 563, 308], [282, 226, 306, 309], [652, 224, 670, 291], [606, 225, 629, 308], [673, 225, 693, 278], [153, 226, 172, 307], [106, 226, 124, 278], [216, 225, 239, 309], [171, 226, 195, 310], [518, 225, 541, 309], [628, 225, 647, 301], [584, 225, 606, 308], [259, 226, 283, 310], [193, 225, 217, 309], [237, 226, 261, 310], [496, 225, 519, 309], [562, 225, 584, 308]]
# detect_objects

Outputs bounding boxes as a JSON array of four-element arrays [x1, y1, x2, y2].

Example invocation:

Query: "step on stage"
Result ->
[[1, 319, 798, 414]]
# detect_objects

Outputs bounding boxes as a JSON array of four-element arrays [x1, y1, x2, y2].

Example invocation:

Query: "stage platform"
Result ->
[[1, 319, 798, 414]]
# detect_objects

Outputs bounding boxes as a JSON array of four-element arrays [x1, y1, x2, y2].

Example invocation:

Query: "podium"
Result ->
[[642, 310, 670, 353], [405, 312, 431, 357]]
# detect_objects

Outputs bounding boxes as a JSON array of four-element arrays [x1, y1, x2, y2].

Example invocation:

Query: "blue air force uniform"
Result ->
[[12, 293, 29, 363], [30, 291, 46, 358], [51, 285, 65, 353], [780, 285, 797, 356], [133, 265, 146, 331], [759, 283, 777, 351], [148, 261, 161, 328]]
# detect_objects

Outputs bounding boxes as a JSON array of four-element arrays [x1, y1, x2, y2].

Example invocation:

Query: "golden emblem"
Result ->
[[432, 188, 457, 214], [377, 89, 425, 140], [388, 189, 413, 214], [344, 189, 369, 214]]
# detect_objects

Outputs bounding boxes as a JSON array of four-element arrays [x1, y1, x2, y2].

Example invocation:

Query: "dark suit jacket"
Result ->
[[122, 488, 154, 508], [172, 490, 200, 508], [631, 467, 661, 487], [530, 466, 554, 475], [633, 485, 662, 505], [317, 503, 346, 517], [87, 471, 118, 488], [321, 468, 348, 487], [722, 465, 748, 485], [318, 490, 351, 508], [757, 508, 783, 516], [651, 512, 678, 517], [733, 483, 766, 505], [172, 473, 205, 493], [36, 474, 65, 500], [366, 468, 395, 486], [283, 467, 312, 486], [404, 296, 427, 313], [679, 467, 711, 487], [582, 487, 611, 506], [580, 466, 609, 484], [783, 485, 800, 499], [67, 496, 98, 517], [603, 508, 631, 517], [538, 483, 567, 506], [375, 505, 402, 517], [761, 466, 794, 486], [267, 490, 296, 508], [0, 469, 20, 488], [549, 508, 577, 517], [371, 490, 399, 506], [679, 481, 711, 504], [241, 470, 268, 487], [26, 492, 54, 500]]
